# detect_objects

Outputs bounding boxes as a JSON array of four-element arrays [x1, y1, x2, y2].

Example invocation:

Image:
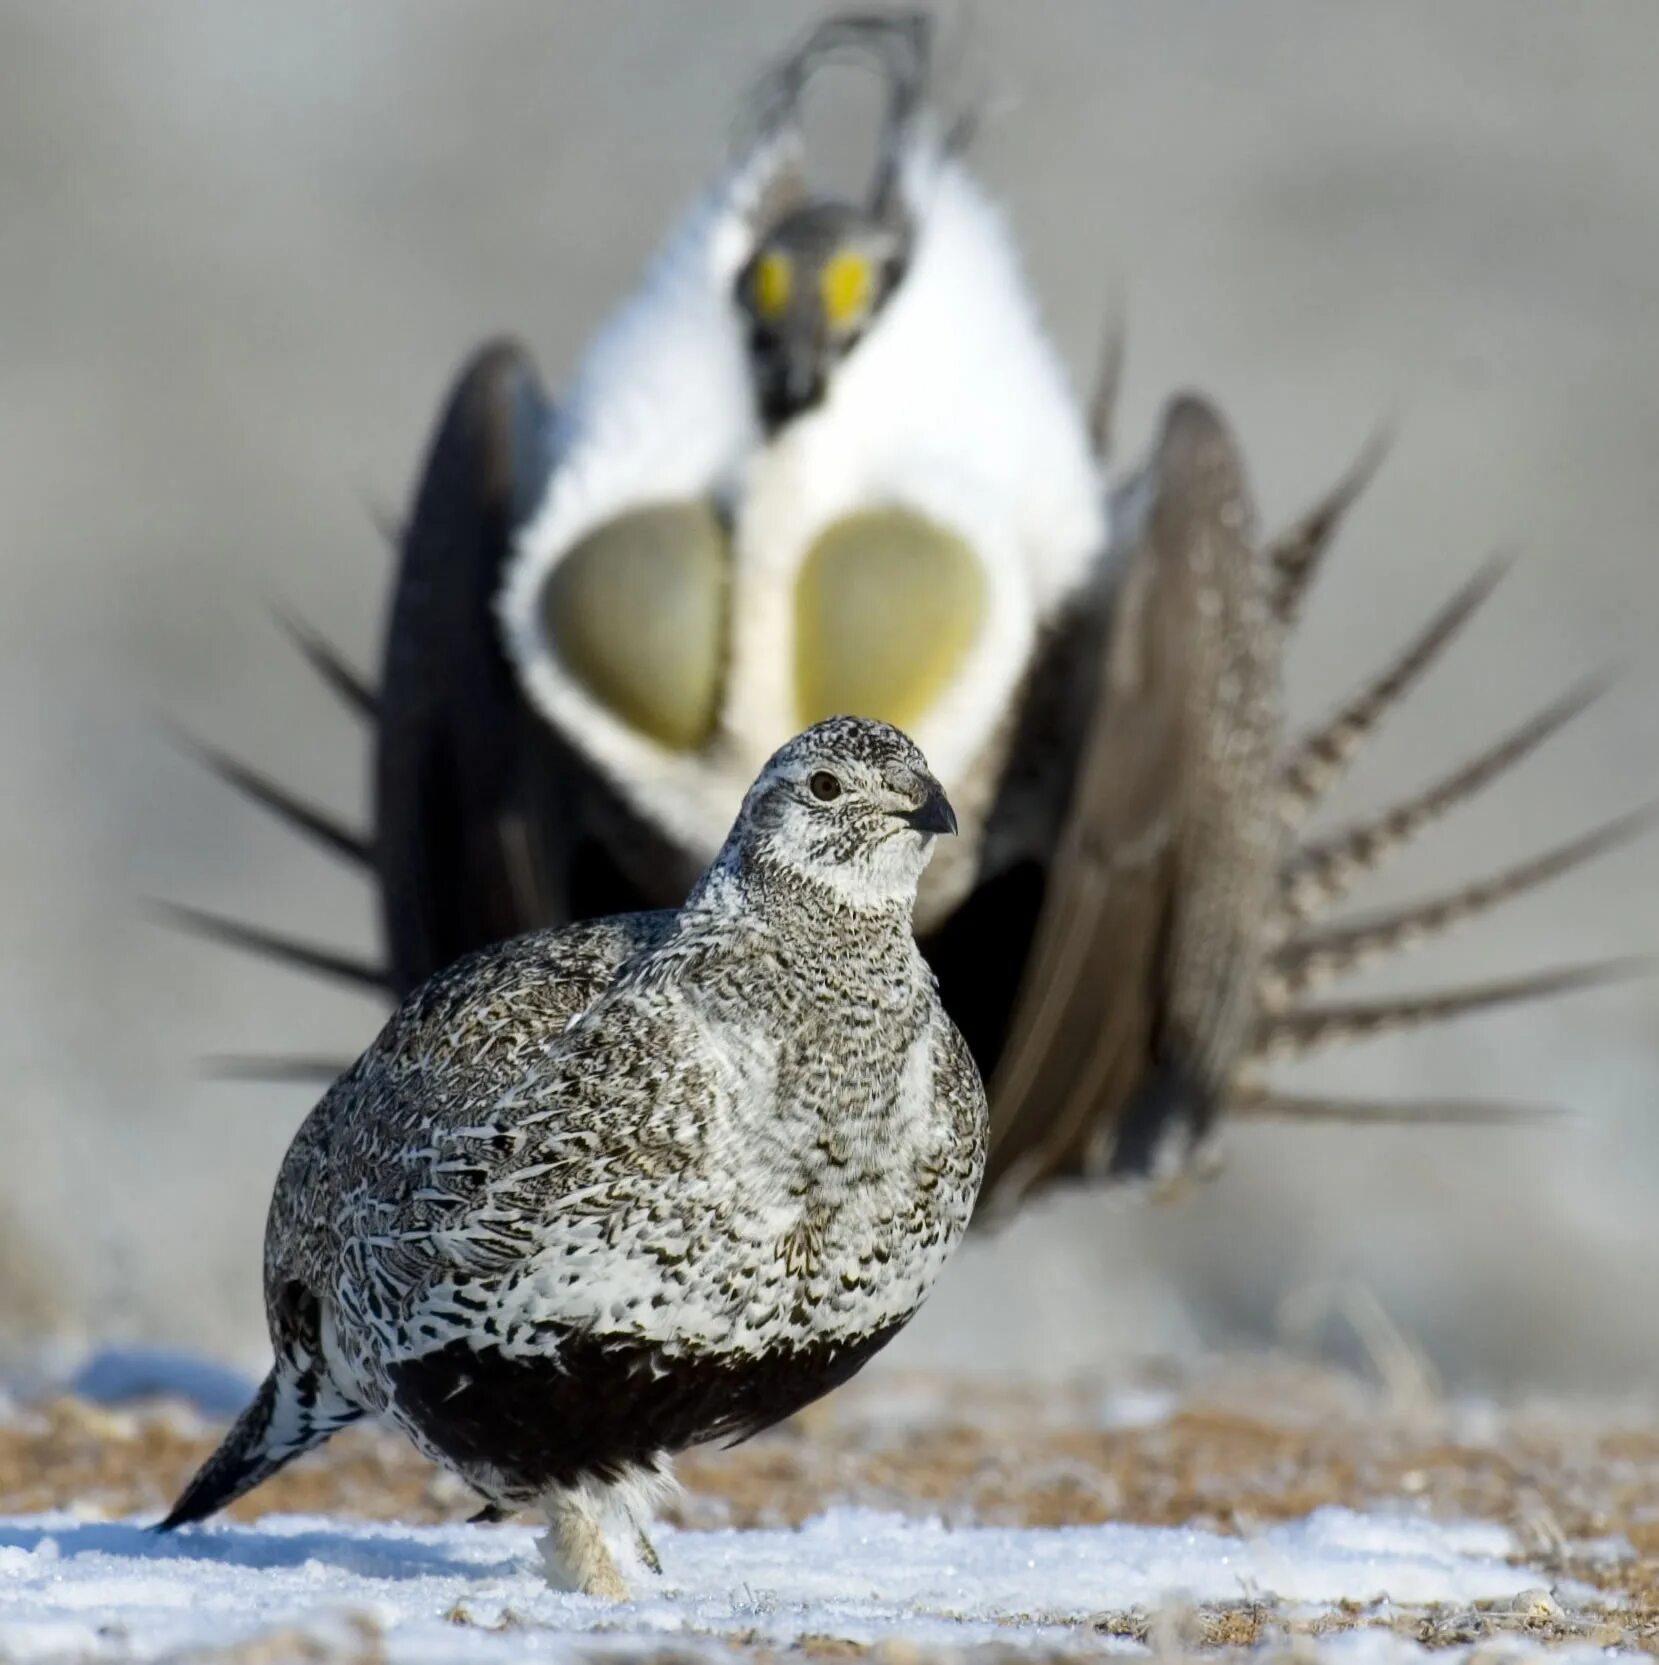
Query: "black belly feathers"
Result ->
[[390, 1326, 905, 1502]]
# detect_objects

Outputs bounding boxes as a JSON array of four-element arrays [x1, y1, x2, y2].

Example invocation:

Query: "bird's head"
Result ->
[[724, 716, 955, 913], [732, 12, 930, 428], [736, 203, 907, 426]]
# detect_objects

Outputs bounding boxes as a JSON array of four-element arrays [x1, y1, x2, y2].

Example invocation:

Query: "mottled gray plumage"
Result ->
[[162, 717, 986, 1599]]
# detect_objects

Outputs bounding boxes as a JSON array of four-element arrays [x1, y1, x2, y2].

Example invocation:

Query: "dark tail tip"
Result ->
[[154, 1487, 219, 1534], [154, 1374, 281, 1533], [154, 1461, 244, 1533]]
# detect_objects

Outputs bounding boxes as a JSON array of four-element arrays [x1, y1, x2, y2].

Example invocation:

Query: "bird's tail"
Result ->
[[157, 1367, 361, 1531]]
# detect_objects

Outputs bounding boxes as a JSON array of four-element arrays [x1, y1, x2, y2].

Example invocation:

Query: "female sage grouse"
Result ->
[[161, 717, 986, 1600]]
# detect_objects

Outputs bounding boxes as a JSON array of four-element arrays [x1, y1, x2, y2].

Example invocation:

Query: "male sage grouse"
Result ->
[[179, 13, 1646, 1208], [161, 718, 985, 1598]]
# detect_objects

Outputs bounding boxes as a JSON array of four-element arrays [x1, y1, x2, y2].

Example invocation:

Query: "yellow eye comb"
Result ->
[[821, 249, 873, 330], [752, 250, 793, 320]]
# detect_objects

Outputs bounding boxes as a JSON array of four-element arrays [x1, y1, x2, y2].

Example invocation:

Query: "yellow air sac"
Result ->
[[542, 501, 728, 751], [795, 508, 985, 729]]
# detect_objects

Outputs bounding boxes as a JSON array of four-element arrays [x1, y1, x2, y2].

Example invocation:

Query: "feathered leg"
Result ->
[[539, 1486, 630, 1600]]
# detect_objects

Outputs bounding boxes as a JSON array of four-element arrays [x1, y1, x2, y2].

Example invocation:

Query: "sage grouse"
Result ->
[[179, 13, 1645, 1202], [162, 718, 987, 1600]]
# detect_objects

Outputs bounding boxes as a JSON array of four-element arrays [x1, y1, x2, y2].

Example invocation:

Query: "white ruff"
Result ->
[[499, 135, 1107, 865]]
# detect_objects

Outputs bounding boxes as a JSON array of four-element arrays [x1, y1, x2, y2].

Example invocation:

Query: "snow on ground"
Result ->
[[0, 1505, 1559, 1663], [66, 1349, 256, 1420]]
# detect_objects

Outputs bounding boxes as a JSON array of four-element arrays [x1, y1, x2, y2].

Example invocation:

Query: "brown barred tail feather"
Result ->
[[1265, 805, 1658, 1001], [1277, 556, 1511, 827], [1250, 958, 1647, 1063], [1277, 675, 1612, 924], [1265, 429, 1391, 626], [1229, 1087, 1562, 1126]]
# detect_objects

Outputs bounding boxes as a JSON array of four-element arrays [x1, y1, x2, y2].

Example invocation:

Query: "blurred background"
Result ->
[[2, 1, 1655, 1394]]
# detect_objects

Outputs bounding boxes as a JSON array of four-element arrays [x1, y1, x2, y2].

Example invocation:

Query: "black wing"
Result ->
[[379, 342, 599, 992]]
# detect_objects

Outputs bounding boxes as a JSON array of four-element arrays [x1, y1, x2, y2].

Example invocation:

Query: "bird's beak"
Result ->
[[900, 783, 957, 837], [760, 340, 828, 428], [783, 345, 821, 409]]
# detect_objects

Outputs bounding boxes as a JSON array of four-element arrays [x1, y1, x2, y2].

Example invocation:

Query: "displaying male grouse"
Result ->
[[176, 13, 1645, 1204]]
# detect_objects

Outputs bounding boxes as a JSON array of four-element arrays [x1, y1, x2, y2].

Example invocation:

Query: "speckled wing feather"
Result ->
[[982, 395, 1280, 1206], [265, 911, 673, 1301]]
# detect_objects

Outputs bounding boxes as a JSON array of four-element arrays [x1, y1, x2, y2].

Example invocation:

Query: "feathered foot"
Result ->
[[539, 1489, 630, 1601]]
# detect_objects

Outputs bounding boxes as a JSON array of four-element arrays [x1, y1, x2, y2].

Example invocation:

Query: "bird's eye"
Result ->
[[809, 770, 843, 803]]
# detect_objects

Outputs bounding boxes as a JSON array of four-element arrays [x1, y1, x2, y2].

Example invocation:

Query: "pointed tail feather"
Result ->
[[369, 503, 404, 553], [202, 1055, 355, 1084], [1230, 1088, 1562, 1126], [172, 732, 372, 869], [158, 1370, 359, 1531], [154, 902, 390, 993], [1266, 428, 1392, 626], [1250, 958, 1647, 1063], [1087, 305, 1127, 462], [1278, 675, 1611, 923], [274, 610, 377, 721], [1278, 556, 1511, 828], [1265, 805, 1657, 1001]]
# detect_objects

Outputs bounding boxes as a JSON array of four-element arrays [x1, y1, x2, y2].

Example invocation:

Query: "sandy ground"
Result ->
[[1, 4, 1657, 1386], [5, 1363, 1659, 1657]]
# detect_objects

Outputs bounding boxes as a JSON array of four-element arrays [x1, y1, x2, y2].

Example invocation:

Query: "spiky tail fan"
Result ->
[[157, 1370, 360, 1530]]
